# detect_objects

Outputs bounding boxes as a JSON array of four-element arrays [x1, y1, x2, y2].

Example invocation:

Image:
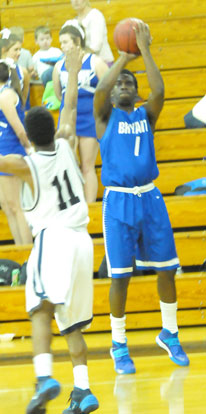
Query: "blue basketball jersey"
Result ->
[[57, 53, 98, 137], [98, 106, 159, 187], [0, 85, 26, 156]]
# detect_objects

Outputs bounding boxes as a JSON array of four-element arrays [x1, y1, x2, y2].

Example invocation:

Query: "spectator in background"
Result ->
[[32, 26, 63, 87], [66, 0, 114, 66], [53, 22, 108, 203], [0, 29, 30, 109], [0, 60, 33, 244], [9, 26, 36, 79], [184, 95, 206, 128]]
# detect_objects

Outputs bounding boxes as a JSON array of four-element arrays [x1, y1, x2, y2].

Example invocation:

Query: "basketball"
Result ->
[[113, 18, 141, 55]]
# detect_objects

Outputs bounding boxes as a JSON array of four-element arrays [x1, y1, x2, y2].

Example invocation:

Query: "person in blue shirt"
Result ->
[[94, 19, 189, 374], [53, 21, 108, 202], [0, 60, 32, 244], [0, 29, 30, 109]]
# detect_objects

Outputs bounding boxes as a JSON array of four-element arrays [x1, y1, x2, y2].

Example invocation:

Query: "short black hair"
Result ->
[[120, 69, 138, 91], [25, 106, 55, 146]]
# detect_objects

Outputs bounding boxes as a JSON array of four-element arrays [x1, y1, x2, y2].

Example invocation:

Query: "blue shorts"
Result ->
[[103, 187, 179, 278]]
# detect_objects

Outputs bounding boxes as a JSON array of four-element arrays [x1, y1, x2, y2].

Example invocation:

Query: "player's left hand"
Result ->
[[132, 19, 152, 51], [65, 46, 84, 73]]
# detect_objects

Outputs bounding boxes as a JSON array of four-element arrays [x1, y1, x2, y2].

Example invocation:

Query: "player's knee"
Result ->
[[81, 161, 95, 175]]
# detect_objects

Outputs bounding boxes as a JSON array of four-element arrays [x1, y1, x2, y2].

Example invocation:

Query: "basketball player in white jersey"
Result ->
[[0, 47, 99, 414]]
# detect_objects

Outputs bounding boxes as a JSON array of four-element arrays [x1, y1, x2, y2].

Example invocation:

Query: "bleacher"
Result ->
[[0, 0, 206, 337]]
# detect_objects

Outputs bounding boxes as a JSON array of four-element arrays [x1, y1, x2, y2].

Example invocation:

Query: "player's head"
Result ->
[[112, 69, 138, 107], [59, 22, 85, 53], [25, 106, 55, 146]]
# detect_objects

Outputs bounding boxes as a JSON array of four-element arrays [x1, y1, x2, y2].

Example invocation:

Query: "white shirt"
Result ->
[[21, 139, 89, 237], [80, 9, 114, 63]]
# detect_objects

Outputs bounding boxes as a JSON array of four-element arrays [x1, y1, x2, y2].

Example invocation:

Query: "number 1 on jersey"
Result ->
[[134, 136, 140, 156]]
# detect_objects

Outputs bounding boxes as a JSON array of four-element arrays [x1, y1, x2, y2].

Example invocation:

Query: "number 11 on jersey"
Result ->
[[134, 136, 140, 156]]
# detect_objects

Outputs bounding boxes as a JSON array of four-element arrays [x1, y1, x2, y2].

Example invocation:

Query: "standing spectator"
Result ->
[[94, 20, 189, 374], [0, 60, 33, 244], [0, 29, 30, 109], [66, 0, 114, 66], [0, 46, 99, 414], [53, 22, 108, 202], [32, 26, 63, 86]]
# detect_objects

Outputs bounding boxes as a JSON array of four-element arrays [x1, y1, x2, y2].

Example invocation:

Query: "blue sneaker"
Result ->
[[110, 341, 136, 374], [63, 387, 99, 414], [26, 378, 61, 414], [156, 329, 190, 367]]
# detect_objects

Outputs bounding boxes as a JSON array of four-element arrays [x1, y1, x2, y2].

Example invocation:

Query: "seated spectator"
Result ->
[[66, 0, 114, 66], [32, 26, 63, 86], [184, 95, 206, 128]]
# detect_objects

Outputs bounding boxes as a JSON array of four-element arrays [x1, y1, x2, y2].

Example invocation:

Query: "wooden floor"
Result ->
[[0, 327, 206, 413]]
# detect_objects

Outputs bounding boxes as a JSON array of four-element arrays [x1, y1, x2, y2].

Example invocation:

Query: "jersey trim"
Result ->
[[21, 156, 40, 212], [60, 317, 93, 335]]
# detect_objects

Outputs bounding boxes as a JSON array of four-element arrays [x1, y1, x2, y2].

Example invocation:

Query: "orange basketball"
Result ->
[[113, 18, 141, 55]]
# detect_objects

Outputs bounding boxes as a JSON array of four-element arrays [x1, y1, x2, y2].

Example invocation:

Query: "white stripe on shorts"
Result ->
[[135, 258, 179, 268]]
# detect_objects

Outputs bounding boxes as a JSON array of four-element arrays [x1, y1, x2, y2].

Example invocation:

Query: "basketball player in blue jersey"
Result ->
[[94, 19, 189, 374], [0, 47, 99, 414]]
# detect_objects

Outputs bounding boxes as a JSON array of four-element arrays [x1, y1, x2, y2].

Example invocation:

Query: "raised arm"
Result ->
[[134, 20, 164, 130], [0, 154, 33, 191], [52, 63, 62, 102], [55, 46, 83, 149]]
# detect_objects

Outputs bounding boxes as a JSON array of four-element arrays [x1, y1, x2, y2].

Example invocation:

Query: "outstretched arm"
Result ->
[[134, 20, 164, 130], [0, 154, 33, 190], [55, 46, 83, 151]]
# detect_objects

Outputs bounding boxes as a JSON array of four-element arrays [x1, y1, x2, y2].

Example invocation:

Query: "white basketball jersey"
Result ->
[[21, 138, 89, 237]]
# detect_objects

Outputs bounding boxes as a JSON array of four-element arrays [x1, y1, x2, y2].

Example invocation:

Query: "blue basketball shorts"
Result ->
[[103, 186, 179, 278]]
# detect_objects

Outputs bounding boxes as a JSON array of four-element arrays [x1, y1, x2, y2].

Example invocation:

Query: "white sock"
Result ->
[[160, 301, 178, 334], [73, 365, 89, 390], [110, 314, 126, 343], [33, 353, 53, 378]]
